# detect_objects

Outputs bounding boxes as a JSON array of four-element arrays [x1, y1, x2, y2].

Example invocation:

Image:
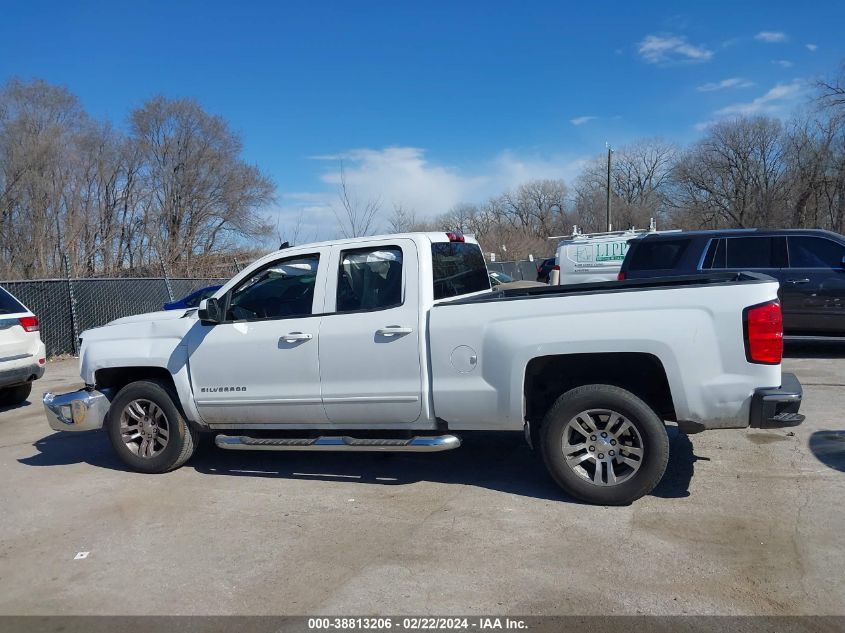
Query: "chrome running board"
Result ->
[[215, 434, 461, 452]]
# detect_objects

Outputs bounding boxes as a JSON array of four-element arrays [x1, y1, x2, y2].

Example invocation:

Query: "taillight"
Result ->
[[446, 232, 465, 242], [617, 271, 626, 281], [743, 301, 782, 364], [18, 316, 39, 332]]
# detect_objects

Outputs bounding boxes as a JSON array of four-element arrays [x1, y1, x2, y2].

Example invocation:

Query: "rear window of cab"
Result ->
[[431, 242, 491, 299]]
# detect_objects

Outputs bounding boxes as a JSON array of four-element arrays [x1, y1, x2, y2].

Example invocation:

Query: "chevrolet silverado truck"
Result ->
[[43, 232, 804, 504]]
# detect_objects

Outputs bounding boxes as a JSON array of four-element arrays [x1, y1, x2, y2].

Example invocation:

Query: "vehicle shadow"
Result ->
[[0, 399, 32, 414], [651, 425, 703, 499], [784, 338, 845, 359], [808, 430, 845, 472], [20, 425, 700, 503], [18, 430, 125, 469]]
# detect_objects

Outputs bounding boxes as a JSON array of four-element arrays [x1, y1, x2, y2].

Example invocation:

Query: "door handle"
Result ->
[[280, 332, 313, 343], [786, 279, 810, 285], [376, 326, 413, 337]]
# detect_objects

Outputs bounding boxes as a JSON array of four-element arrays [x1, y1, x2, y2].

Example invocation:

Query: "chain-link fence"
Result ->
[[3, 260, 540, 358], [1, 277, 227, 357]]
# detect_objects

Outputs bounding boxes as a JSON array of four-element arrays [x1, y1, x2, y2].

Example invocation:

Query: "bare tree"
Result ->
[[671, 117, 788, 228], [434, 180, 568, 260], [331, 162, 381, 238], [130, 96, 274, 274], [817, 63, 845, 111], [0, 79, 85, 277], [0, 80, 277, 279], [274, 209, 317, 248], [386, 202, 417, 233], [9, 58, 845, 279], [573, 139, 677, 231]]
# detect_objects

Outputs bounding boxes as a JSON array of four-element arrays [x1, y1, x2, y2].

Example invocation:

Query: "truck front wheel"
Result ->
[[105, 380, 198, 474], [540, 384, 669, 505]]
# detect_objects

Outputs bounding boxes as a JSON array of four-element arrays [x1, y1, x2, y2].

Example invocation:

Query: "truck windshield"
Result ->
[[431, 242, 491, 299], [0, 287, 26, 315]]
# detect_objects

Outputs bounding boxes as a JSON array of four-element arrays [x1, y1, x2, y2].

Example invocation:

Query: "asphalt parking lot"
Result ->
[[0, 347, 844, 616]]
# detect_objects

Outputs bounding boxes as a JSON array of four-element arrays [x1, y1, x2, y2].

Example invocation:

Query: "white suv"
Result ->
[[0, 286, 46, 406]]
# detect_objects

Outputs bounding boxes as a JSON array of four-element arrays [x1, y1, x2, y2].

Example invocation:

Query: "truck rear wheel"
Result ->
[[0, 383, 32, 406], [106, 380, 198, 474], [540, 384, 669, 505]]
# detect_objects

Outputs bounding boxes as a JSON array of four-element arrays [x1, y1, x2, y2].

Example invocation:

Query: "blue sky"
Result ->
[[2, 0, 844, 239]]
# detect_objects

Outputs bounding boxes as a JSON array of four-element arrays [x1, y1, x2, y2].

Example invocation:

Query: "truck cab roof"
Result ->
[[267, 232, 479, 258]]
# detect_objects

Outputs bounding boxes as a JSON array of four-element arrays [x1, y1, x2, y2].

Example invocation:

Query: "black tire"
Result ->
[[540, 384, 669, 505], [0, 383, 32, 406], [106, 380, 198, 474]]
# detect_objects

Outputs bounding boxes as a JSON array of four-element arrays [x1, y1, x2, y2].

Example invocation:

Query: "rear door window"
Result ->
[[336, 246, 403, 312], [788, 236, 845, 268], [628, 239, 690, 270]]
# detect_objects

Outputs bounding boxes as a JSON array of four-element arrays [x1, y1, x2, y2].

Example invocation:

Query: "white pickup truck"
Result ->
[[44, 232, 803, 504]]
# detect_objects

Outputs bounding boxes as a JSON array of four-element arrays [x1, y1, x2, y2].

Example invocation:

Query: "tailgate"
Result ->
[[0, 316, 38, 361]]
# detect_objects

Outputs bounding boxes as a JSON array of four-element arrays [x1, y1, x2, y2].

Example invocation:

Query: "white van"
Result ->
[[549, 222, 671, 285]]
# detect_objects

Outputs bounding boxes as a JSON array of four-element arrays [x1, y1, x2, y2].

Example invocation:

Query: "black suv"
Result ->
[[619, 228, 845, 336], [536, 257, 556, 283]]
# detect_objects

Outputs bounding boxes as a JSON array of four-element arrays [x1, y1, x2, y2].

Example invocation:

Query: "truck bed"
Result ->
[[428, 270, 782, 432]]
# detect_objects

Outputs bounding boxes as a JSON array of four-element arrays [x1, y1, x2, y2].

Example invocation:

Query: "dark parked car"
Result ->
[[163, 285, 222, 311], [618, 228, 845, 336], [536, 257, 556, 283]]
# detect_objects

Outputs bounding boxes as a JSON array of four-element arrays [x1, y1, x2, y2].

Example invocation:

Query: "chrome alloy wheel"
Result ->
[[561, 409, 644, 486], [119, 399, 170, 458]]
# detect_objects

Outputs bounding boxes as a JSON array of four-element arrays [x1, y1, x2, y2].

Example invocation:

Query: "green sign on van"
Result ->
[[595, 241, 629, 262]]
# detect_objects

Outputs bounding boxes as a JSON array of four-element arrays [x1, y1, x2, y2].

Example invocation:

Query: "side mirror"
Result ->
[[841, 255, 845, 269], [197, 297, 223, 325]]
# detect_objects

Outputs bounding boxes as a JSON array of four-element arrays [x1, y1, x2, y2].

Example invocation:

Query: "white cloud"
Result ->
[[714, 80, 806, 117], [755, 31, 788, 43], [697, 77, 755, 92], [268, 147, 589, 240], [773, 59, 794, 68], [806, 43, 818, 52], [637, 34, 713, 64], [569, 115, 597, 126], [314, 147, 483, 218], [490, 151, 588, 189]]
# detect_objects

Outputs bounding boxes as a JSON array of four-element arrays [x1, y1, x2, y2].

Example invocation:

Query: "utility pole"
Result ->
[[606, 143, 613, 232]]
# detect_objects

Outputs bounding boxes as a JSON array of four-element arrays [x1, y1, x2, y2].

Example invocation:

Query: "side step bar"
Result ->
[[215, 434, 461, 452]]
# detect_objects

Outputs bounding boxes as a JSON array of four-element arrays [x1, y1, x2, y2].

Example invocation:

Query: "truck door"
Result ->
[[184, 249, 329, 425], [318, 238, 423, 424]]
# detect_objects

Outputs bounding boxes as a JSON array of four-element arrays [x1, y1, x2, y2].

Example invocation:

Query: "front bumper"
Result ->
[[749, 372, 804, 429], [0, 362, 45, 388], [43, 388, 113, 432]]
